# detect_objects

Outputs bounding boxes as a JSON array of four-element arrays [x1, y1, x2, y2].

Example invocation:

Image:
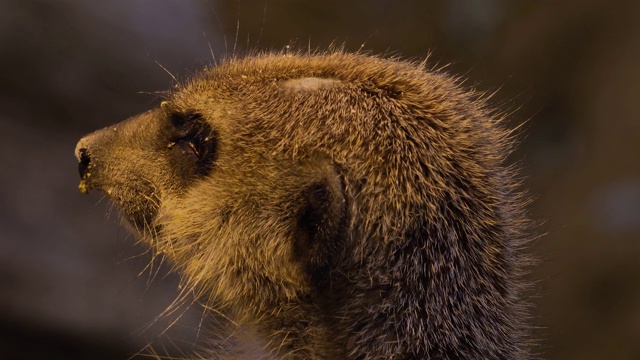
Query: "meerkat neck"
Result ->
[[241, 300, 347, 359]]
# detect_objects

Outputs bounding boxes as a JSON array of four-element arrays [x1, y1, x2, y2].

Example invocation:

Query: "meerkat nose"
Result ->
[[75, 137, 88, 162], [74, 138, 92, 176], [77, 147, 91, 179], [75, 134, 103, 194]]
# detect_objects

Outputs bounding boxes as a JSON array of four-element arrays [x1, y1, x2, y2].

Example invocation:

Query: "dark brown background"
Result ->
[[1, 1, 639, 359]]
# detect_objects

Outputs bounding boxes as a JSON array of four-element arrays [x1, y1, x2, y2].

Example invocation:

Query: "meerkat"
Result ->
[[75, 52, 533, 359]]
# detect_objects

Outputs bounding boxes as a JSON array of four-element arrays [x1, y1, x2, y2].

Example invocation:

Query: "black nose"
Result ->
[[77, 148, 91, 179]]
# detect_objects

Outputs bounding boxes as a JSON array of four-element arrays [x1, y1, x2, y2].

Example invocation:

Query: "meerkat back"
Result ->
[[75, 52, 533, 359]]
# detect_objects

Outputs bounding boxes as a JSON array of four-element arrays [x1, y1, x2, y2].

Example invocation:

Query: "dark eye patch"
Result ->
[[167, 111, 218, 175]]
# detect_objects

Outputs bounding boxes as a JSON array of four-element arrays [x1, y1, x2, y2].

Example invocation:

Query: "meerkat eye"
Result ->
[[165, 109, 218, 175]]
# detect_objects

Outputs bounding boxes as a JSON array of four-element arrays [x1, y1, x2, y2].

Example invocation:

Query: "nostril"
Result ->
[[78, 148, 91, 179]]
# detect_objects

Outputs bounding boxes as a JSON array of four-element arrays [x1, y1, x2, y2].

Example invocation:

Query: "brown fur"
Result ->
[[75, 52, 533, 359]]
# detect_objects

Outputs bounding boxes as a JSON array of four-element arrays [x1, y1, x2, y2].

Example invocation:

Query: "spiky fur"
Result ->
[[76, 52, 534, 359]]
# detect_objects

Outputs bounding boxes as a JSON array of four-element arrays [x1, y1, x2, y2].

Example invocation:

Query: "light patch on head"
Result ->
[[282, 77, 340, 92]]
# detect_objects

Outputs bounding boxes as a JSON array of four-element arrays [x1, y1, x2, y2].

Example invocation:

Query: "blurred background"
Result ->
[[1, 0, 639, 359]]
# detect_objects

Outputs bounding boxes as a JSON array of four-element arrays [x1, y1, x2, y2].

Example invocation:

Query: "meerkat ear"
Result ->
[[293, 167, 346, 285]]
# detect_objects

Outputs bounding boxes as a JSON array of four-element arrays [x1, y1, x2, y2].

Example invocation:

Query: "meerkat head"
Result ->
[[75, 56, 354, 306], [75, 52, 530, 359]]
